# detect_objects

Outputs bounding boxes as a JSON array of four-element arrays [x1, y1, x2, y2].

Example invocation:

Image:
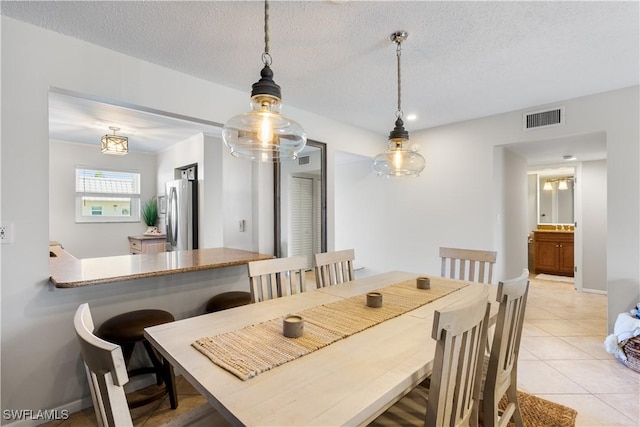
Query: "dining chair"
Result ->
[[370, 290, 490, 427], [74, 303, 135, 427], [440, 247, 497, 284], [247, 255, 308, 302], [481, 268, 529, 427], [75, 304, 226, 427], [313, 249, 355, 288]]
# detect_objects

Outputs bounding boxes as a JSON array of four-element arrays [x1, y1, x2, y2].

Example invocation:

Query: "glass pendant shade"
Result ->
[[222, 94, 306, 161], [543, 180, 553, 191], [373, 139, 426, 177], [101, 127, 128, 155], [222, 0, 306, 161]]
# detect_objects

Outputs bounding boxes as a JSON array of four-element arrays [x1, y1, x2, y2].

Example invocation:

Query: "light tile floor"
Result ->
[[517, 276, 640, 426], [46, 275, 639, 426]]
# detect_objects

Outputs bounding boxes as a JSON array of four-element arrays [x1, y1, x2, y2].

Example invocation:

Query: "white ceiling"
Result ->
[[3, 1, 638, 161], [48, 90, 222, 153]]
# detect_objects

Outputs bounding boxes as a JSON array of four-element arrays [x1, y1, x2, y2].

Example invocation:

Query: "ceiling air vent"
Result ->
[[523, 107, 564, 131], [298, 156, 310, 165]]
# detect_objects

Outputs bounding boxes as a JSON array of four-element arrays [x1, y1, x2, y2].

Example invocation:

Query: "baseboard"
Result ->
[[582, 288, 607, 295]]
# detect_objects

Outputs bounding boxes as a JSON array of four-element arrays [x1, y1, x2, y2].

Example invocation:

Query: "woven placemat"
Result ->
[[193, 278, 467, 380]]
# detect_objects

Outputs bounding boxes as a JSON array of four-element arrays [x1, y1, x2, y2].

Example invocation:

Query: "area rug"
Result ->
[[535, 273, 574, 283], [370, 388, 577, 427], [496, 390, 577, 427]]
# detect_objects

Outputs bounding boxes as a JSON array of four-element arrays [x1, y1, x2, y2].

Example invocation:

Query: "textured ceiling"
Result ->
[[2, 1, 638, 161]]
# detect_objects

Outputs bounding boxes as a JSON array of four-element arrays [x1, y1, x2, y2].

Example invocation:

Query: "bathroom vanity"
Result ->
[[533, 230, 574, 276]]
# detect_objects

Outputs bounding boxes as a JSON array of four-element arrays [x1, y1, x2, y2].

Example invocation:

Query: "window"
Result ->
[[75, 167, 141, 223]]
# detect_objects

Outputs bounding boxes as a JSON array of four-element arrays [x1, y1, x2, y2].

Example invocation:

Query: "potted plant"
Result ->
[[141, 198, 159, 234]]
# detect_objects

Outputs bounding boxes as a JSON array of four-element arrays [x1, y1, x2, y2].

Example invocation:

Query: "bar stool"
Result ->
[[96, 309, 177, 409], [205, 291, 252, 313]]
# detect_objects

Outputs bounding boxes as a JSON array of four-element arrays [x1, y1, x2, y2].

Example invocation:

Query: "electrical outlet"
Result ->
[[0, 222, 13, 244]]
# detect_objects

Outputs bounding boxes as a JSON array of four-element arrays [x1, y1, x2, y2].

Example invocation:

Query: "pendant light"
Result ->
[[101, 126, 128, 155], [222, 0, 306, 161], [373, 31, 425, 177]]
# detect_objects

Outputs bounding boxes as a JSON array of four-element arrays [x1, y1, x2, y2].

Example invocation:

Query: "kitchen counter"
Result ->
[[50, 247, 273, 288]]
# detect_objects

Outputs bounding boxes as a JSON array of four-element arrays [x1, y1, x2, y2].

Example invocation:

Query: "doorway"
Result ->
[[501, 131, 607, 293]]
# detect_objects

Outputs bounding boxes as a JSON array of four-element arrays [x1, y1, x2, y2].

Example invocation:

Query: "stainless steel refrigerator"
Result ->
[[165, 179, 198, 251]]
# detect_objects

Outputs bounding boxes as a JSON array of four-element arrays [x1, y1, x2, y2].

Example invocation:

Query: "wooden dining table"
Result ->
[[144, 271, 498, 426]]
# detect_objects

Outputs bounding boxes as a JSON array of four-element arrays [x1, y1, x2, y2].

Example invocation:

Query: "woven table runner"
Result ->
[[193, 278, 468, 380]]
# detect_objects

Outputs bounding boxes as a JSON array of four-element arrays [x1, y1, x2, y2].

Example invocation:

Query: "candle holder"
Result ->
[[416, 277, 431, 289], [283, 315, 304, 338], [366, 292, 383, 308]]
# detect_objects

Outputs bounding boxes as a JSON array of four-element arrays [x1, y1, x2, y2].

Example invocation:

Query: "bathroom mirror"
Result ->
[[538, 172, 575, 225]]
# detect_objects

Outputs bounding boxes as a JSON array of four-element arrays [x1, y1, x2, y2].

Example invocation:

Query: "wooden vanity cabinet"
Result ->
[[128, 235, 166, 255], [533, 231, 574, 276]]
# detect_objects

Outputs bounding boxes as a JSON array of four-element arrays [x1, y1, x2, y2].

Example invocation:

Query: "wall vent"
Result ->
[[523, 106, 564, 131], [298, 156, 310, 165]]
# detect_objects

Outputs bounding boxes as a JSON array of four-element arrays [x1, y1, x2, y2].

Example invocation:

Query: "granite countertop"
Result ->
[[50, 247, 273, 288]]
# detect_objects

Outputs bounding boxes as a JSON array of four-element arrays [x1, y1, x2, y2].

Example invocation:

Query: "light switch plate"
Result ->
[[0, 222, 13, 244]]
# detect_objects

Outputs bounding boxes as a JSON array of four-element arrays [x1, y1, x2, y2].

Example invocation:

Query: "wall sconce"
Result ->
[[558, 179, 569, 190], [543, 177, 573, 191]]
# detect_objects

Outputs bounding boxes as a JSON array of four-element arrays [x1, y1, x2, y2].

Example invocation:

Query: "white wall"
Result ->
[[49, 140, 157, 258], [222, 145, 254, 251], [582, 160, 607, 292], [156, 132, 228, 248], [202, 134, 225, 249], [0, 17, 379, 416], [496, 147, 529, 279]]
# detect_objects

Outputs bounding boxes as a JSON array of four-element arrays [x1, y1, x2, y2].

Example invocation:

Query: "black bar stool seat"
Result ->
[[97, 309, 177, 409], [206, 291, 251, 313]]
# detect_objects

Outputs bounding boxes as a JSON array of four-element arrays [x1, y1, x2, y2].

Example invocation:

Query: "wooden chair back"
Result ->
[[426, 290, 490, 427], [248, 256, 308, 302], [440, 247, 497, 284], [74, 303, 133, 427], [482, 269, 529, 427], [313, 249, 355, 288]]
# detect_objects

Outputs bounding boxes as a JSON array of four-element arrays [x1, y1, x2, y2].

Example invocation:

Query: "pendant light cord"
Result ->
[[396, 39, 403, 119], [262, 0, 272, 66]]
